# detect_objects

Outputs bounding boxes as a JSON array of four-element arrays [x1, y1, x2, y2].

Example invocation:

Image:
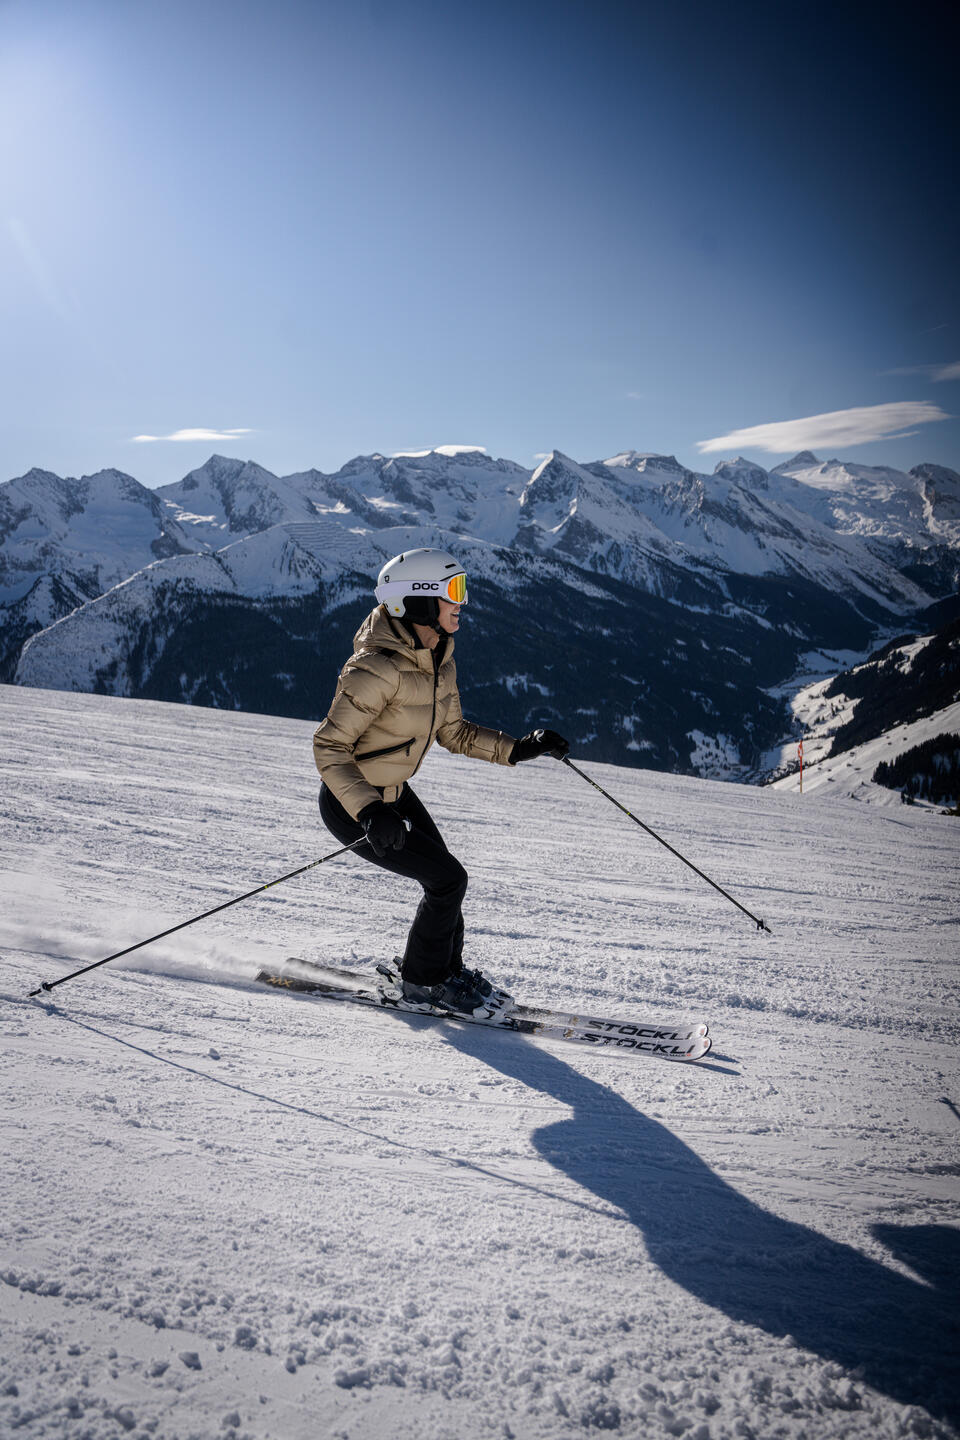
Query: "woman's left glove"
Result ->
[[509, 728, 570, 764]]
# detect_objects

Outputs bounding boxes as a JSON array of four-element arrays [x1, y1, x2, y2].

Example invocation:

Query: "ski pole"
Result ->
[[559, 755, 771, 934], [27, 837, 366, 998]]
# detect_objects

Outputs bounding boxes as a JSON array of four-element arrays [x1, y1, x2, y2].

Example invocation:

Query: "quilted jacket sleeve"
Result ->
[[435, 683, 516, 766], [313, 655, 401, 818]]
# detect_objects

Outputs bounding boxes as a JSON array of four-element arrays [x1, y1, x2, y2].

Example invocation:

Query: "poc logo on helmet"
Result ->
[[412, 582, 440, 591]]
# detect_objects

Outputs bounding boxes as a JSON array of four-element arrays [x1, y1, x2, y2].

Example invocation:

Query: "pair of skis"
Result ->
[[255, 958, 712, 1062]]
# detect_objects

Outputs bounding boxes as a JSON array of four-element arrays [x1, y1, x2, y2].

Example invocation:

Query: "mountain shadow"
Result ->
[[443, 1025, 959, 1431]]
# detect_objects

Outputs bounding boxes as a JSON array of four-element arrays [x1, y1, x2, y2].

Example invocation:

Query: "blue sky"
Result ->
[[1, 0, 957, 487]]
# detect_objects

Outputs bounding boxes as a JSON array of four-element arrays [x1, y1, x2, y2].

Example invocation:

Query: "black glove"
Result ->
[[509, 728, 570, 765], [358, 801, 407, 857]]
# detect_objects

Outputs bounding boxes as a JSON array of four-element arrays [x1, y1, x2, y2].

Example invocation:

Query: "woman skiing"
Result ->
[[313, 547, 569, 1016]]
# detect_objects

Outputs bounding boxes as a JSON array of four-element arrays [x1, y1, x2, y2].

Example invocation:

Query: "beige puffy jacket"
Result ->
[[313, 606, 517, 819]]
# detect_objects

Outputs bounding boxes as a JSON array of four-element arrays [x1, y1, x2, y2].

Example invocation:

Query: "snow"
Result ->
[[503, 674, 552, 697], [364, 495, 405, 510], [687, 730, 743, 780], [769, 456, 960, 550], [757, 640, 929, 782], [760, 630, 960, 803], [2, 683, 959, 1440], [0, 468, 200, 607], [13, 523, 372, 696], [596, 454, 931, 609], [6, 446, 952, 705], [764, 647, 882, 702], [769, 699, 960, 804]]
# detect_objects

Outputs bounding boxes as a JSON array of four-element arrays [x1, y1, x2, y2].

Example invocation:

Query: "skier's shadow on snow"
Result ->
[[444, 1026, 960, 1429]]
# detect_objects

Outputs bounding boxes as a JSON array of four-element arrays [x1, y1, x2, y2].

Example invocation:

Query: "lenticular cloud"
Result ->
[[132, 427, 253, 443], [697, 401, 949, 455]]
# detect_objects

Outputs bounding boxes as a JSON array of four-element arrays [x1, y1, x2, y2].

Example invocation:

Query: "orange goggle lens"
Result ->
[[445, 573, 467, 603]]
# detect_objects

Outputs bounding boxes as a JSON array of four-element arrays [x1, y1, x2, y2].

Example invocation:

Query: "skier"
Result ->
[[313, 548, 569, 1016]]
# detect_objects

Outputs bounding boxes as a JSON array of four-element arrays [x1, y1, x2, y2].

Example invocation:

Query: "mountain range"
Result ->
[[2, 445, 958, 780]]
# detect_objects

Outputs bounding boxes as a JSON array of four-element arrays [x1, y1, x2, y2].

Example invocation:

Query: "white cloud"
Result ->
[[132, 428, 253, 443], [882, 360, 960, 382], [697, 402, 950, 456], [391, 444, 487, 459]]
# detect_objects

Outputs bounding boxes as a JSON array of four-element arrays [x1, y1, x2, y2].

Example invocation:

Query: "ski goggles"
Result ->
[[375, 573, 468, 608]]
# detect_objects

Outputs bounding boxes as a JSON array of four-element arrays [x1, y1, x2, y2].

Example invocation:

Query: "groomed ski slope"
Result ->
[[1, 682, 958, 1440]]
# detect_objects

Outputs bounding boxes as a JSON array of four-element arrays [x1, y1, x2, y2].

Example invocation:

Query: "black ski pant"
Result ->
[[318, 783, 467, 986]]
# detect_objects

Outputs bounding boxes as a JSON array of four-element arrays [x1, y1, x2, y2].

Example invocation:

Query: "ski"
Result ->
[[255, 961, 712, 1062], [291, 957, 707, 1046]]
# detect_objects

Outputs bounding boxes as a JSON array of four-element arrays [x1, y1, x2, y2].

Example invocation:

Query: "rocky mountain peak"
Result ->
[[179, 454, 278, 494], [176, 454, 249, 492], [11, 467, 65, 489], [337, 454, 389, 478], [772, 450, 822, 474], [604, 452, 691, 479], [910, 462, 960, 488], [713, 456, 770, 489], [522, 451, 587, 505]]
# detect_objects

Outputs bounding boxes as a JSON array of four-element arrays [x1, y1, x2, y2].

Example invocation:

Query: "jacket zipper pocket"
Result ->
[[355, 737, 415, 763]]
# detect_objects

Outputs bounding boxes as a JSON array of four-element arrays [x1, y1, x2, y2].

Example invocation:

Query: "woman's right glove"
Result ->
[[509, 728, 570, 765], [357, 801, 408, 856]]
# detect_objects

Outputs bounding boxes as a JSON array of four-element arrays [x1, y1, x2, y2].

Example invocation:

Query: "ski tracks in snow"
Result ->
[[1, 683, 959, 1440]]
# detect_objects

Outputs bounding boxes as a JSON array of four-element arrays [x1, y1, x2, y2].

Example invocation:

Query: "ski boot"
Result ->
[[400, 970, 496, 1018], [457, 965, 513, 1009]]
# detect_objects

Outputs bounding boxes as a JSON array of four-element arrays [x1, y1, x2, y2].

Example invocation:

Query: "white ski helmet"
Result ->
[[375, 548, 468, 619]]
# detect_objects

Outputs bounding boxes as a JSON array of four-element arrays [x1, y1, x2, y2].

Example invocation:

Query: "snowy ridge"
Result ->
[[15, 528, 333, 696], [0, 466, 201, 677], [762, 620, 960, 800], [516, 451, 698, 596], [5, 445, 956, 623], [2, 682, 958, 1439], [769, 696, 960, 803], [289, 448, 531, 547], [2, 443, 958, 775], [597, 451, 935, 608], [155, 456, 321, 545], [0, 466, 195, 608], [772, 452, 960, 546], [13, 520, 613, 698]]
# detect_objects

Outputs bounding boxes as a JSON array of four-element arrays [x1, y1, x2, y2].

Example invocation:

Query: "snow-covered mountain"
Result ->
[[140, 446, 960, 613], [592, 451, 940, 611], [298, 446, 530, 545], [911, 461, 960, 537], [762, 616, 960, 795], [514, 451, 703, 597], [3, 444, 958, 776], [768, 451, 959, 543], [768, 690, 960, 805], [0, 466, 201, 677], [156, 455, 327, 545], [769, 453, 960, 596]]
